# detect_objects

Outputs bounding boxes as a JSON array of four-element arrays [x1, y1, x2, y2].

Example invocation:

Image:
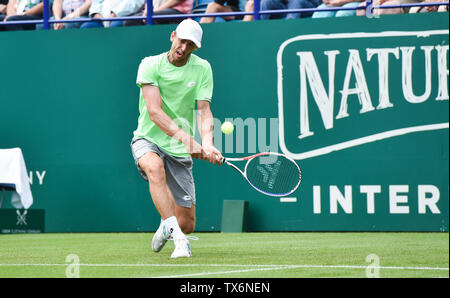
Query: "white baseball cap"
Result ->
[[175, 19, 203, 48]]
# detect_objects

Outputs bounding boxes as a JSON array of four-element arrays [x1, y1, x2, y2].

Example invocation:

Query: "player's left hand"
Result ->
[[201, 144, 223, 165]]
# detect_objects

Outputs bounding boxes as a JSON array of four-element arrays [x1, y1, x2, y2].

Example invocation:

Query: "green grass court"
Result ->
[[0, 232, 448, 278]]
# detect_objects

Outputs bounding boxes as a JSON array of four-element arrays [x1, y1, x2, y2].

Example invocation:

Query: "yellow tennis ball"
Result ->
[[221, 121, 234, 135]]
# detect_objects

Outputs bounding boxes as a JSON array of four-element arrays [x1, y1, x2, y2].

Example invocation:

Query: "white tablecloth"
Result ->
[[0, 148, 33, 209]]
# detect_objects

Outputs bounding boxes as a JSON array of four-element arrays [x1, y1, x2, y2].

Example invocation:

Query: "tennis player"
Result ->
[[131, 19, 223, 258]]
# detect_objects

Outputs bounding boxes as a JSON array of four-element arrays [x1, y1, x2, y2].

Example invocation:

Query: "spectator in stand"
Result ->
[[410, 0, 448, 13], [253, 0, 322, 20], [355, 0, 416, 15], [80, 0, 145, 28], [200, 0, 253, 23], [124, 0, 195, 26], [0, 0, 8, 15], [312, 0, 362, 17], [151, 0, 194, 23], [0, 0, 54, 31], [52, 0, 92, 30]]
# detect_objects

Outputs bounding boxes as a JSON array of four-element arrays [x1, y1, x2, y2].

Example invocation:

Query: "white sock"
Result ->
[[162, 216, 184, 239]]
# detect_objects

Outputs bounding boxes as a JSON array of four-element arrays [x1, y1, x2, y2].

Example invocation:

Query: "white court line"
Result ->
[[0, 263, 283, 267], [0, 263, 448, 272], [153, 266, 295, 278], [1, 263, 447, 278], [152, 264, 449, 278]]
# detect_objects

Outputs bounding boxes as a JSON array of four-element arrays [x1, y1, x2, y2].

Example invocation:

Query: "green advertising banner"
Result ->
[[0, 209, 45, 234], [0, 13, 448, 232]]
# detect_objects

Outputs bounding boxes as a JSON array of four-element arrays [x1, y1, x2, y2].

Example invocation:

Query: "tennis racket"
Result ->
[[222, 152, 302, 197]]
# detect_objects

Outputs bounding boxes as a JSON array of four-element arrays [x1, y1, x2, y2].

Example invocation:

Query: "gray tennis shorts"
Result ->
[[130, 138, 196, 208]]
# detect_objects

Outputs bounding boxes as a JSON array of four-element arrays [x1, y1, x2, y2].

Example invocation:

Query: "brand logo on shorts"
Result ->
[[187, 81, 196, 88], [182, 195, 192, 201]]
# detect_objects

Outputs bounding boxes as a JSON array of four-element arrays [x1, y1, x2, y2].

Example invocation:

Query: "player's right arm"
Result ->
[[141, 84, 204, 160]]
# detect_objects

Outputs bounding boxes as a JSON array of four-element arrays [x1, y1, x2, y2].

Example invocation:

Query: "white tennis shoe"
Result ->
[[171, 237, 191, 258], [152, 224, 172, 252]]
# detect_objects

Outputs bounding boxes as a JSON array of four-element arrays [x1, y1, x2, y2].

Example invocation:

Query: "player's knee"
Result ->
[[141, 160, 165, 183]]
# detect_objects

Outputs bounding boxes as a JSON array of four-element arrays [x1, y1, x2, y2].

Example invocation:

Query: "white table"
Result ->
[[0, 148, 33, 209]]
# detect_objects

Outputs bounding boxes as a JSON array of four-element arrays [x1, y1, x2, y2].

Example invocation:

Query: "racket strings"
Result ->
[[246, 155, 301, 196]]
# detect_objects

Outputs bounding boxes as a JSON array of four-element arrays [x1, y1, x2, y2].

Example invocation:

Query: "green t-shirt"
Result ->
[[133, 52, 213, 157]]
